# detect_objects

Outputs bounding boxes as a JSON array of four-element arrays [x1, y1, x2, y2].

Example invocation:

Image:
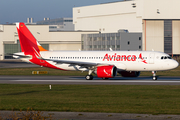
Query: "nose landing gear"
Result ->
[[152, 71, 157, 80]]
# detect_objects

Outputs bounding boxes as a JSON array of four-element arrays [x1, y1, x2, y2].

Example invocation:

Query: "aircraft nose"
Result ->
[[172, 60, 179, 69]]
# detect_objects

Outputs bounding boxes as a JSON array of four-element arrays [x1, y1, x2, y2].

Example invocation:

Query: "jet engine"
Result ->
[[94, 66, 117, 78], [119, 71, 140, 77]]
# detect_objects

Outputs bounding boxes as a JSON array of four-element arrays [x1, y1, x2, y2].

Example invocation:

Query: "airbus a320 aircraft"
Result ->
[[13, 23, 179, 80]]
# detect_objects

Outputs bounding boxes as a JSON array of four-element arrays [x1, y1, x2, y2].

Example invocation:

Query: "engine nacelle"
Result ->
[[119, 71, 140, 77], [95, 66, 117, 78]]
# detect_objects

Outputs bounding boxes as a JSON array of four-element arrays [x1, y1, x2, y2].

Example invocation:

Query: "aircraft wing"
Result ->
[[40, 58, 111, 68]]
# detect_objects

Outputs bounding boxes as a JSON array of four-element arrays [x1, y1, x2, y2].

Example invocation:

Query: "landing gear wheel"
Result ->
[[153, 76, 157, 81], [152, 71, 157, 81], [85, 75, 93, 80]]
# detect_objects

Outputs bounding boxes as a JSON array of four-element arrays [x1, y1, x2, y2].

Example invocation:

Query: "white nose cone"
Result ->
[[174, 60, 179, 69], [171, 60, 179, 69]]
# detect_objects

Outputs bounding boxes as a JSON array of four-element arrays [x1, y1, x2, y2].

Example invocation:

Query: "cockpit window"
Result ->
[[168, 56, 172, 59], [161, 56, 172, 60]]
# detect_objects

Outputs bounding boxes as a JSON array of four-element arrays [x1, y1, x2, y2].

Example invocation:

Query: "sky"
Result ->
[[0, 0, 122, 24]]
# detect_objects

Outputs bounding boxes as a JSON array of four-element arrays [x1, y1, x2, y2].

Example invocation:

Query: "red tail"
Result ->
[[16, 22, 64, 70], [16, 23, 40, 56]]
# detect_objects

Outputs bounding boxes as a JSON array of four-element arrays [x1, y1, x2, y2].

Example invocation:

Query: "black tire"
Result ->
[[152, 76, 157, 80], [86, 75, 93, 80]]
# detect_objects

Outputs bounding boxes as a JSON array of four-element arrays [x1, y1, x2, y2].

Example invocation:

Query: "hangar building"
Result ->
[[73, 0, 180, 55]]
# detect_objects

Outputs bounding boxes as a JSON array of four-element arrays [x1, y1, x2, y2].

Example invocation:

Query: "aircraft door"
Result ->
[[149, 53, 155, 64]]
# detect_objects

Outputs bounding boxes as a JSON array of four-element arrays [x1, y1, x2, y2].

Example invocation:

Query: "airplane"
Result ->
[[13, 22, 179, 80]]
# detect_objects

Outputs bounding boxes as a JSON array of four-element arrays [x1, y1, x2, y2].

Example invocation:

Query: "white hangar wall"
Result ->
[[73, 0, 180, 55], [142, 0, 180, 19], [73, 0, 143, 33]]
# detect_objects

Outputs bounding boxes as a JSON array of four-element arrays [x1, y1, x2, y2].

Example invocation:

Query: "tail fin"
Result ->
[[16, 22, 64, 70], [16, 22, 47, 56]]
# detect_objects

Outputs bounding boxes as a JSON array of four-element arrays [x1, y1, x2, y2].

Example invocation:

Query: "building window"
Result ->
[[94, 37, 97, 41], [164, 20, 172, 54], [112, 36, 115, 40], [102, 37, 106, 40], [117, 45, 120, 48], [139, 37, 141, 40], [116, 36, 120, 40], [139, 46, 141, 49], [128, 41, 130, 45], [112, 45, 115, 49], [107, 37, 110, 40]]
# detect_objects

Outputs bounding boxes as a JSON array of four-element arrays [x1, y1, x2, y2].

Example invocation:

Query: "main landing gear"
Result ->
[[152, 71, 157, 80], [85, 70, 94, 80], [85, 75, 93, 80]]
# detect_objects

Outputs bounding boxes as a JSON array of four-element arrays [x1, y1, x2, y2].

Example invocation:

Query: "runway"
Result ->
[[1, 76, 180, 85], [1, 60, 180, 85]]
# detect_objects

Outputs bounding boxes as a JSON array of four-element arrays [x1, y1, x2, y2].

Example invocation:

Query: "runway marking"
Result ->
[[12, 80, 180, 83]]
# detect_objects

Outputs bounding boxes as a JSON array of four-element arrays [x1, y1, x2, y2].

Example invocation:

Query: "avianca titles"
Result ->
[[13, 23, 179, 80]]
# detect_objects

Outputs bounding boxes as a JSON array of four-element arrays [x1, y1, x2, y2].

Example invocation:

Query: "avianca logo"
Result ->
[[103, 53, 148, 64], [139, 53, 147, 64], [104, 69, 111, 76]]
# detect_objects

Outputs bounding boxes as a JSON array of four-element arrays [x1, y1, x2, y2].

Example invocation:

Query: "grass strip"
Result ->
[[0, 66, 180, 76], [0, 84, 180, 115]]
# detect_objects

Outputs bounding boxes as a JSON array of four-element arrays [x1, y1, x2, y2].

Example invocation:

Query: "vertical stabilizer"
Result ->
[[15, 22, 64, 70], [16, 23, 47, 56]]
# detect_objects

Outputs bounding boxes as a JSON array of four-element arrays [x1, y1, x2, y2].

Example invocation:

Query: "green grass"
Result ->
[[0, 67, 88, 76], [0, 66, 180, 76], [0, 84, 180, 114]]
